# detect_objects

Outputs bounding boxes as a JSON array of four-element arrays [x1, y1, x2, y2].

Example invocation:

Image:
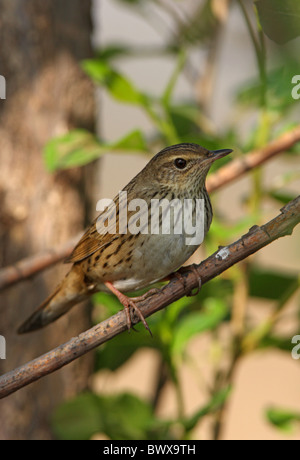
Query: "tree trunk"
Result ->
[[0, 0, 96, 439]]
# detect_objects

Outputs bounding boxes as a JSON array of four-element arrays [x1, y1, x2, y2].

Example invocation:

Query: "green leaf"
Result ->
[[96, 44, 131, 61], [256, 0, 300, 44], [268, 189, 298, 205], [177, 0, 219, 45], [93, 291, 163, 372], [249, 266, 298, 300], [171, 298, 229, 358], [236, 60, 300, 112], [82, 59, 148, 106], [182, 386, 231, 432], [44, 129, 105, 171], [93, 292, 122, 316], [259, 334, 297, 352], [168, 104, 200, 138], [52, 392, 172, 440], [51, 393, 105, 440], [266, 406, 300, 433], [93, 321, 159, 372], [198, 277, 234, 303], [111, 129, 148, 152], [44, 129, 148, 172], [101, 393, 154, 440], [209, 215, 255, 243], [162, 295, 198, 326]]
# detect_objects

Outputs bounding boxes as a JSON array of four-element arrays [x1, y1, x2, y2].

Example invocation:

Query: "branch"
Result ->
[[0, 196, 299, 399], [0, 236, 81, 291], [1, 125, 300, 292], [206, 124, 300, 192]]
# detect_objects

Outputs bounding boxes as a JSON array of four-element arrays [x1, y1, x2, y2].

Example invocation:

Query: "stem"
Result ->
[[250, 109, 271, 214], [213, 263, 249, 440], [238, 0, 260, 57], [242, 279, 300, 353], [151, 357, 168, 412], [212, 340, 241, 440], [143, 101, 180, 144], [162, 50, 186, 107], [238, 2, 270, 213], [237, 0, 267, 106], [175, 375, 185, 420], [231, 263, 249, 337]]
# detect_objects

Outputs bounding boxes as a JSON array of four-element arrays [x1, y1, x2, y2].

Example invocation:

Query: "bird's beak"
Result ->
[[206, 148, 233, 162]]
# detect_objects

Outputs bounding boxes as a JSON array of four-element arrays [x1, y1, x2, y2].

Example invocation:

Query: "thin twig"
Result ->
[[0, 125, 299, 292], [0, 196, 299, 399], [0, 235, 81, 291], [206, 124, 300, 192]]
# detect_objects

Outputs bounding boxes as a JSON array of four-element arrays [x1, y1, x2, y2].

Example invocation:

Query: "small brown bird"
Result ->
[[18, 143, 232, 334]]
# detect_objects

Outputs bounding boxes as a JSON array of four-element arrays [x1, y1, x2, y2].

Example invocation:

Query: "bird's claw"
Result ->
[[174, 264, 202, 297]]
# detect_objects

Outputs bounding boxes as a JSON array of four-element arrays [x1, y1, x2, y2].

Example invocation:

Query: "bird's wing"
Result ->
[[65, 198, 120, 264], [64, 220, 119, 264], [65, 183, 150, 264]]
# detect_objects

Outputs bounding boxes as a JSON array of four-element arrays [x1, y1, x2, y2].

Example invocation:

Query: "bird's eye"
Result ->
[[174, 158, 187, 169]]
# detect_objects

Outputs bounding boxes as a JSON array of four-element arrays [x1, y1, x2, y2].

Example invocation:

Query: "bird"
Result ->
[[18, 143, 232, 335]]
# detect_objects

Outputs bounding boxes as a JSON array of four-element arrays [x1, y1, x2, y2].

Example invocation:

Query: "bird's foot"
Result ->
[[173, 264, 202, 297], [105, 282, 155, 336]]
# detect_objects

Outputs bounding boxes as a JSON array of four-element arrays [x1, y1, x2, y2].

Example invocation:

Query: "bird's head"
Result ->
[[140, 143, 232, 194]]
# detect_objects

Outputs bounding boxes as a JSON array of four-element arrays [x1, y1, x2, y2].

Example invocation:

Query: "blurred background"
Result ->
[[0, 0, 299, 440]]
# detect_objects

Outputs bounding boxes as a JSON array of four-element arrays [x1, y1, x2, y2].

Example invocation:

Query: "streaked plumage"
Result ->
[[18, 143, 232, 334]]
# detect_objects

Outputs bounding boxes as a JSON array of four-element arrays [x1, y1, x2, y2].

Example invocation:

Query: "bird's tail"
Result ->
[[17, 264, 91, 334]]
